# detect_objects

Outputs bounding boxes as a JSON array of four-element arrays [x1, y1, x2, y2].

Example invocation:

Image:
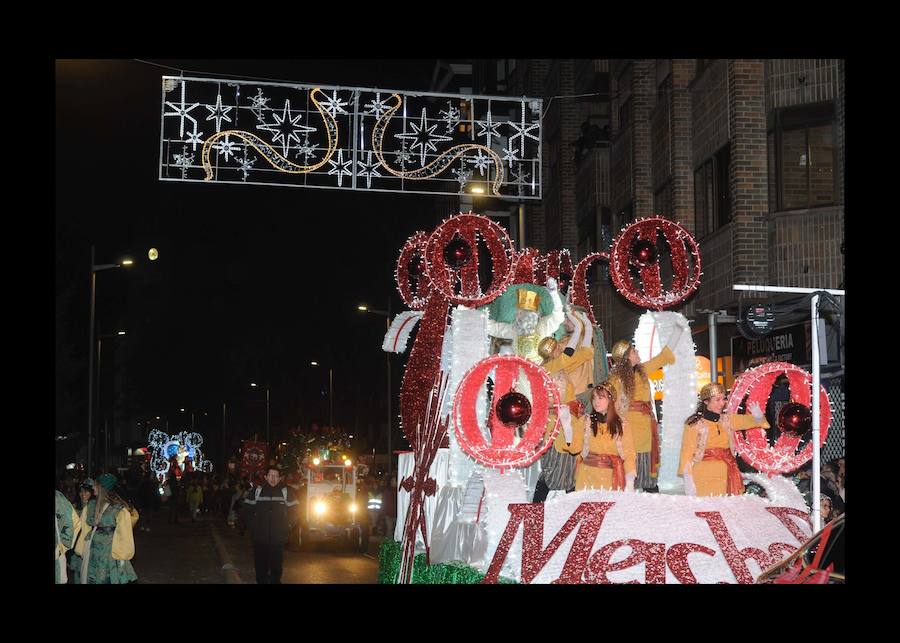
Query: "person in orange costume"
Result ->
[[679, 382, 769, 496], [554, 381, 636, 491], [608, 319, 687, 492]]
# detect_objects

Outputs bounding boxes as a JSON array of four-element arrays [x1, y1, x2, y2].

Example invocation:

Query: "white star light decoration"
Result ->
[[164, 80, 200, 138], [319, 90, 350, 117], [452, 165, 473, 190], [507, 102, 540, 155], [395, 108, 453, 167], [469, 149, 492, 176], [249, 87, 271, 112], [502, 141, 520, 167], [510, 163, 531, 196], [440, 100, 461, 132], [258, 99, 315, 157], [184, 124, 204, 151], [235, 155, 256, 180], [364, 93, 392, 118], [173, 147, 194, 177], [327, 149, 353, 186], [212, 134, 241, 161], [295, 135, 319, 161], [395, 144, 414, 168], [476, 111, 502, 149], [356, 151, 383, 188], [205, 93, 234, 133]]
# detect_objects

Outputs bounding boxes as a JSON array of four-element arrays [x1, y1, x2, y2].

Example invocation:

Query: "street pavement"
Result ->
[[130, 505, 381, 584]]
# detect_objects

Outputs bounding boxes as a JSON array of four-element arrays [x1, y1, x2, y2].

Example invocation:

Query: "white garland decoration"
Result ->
[[382, 310, 424, 354], [633, 311, 697, 493]]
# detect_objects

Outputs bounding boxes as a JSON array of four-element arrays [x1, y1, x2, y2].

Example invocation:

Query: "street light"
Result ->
[[309, 363, 334, 428], [87, 245, 134, 476], [357, 302, 393, 475], [96, 330, 126, 471], [250, 382, 270, 449]]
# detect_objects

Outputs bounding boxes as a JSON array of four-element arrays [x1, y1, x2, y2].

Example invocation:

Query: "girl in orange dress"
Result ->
[[555, 381, 636, 491], [679, 383, 769, 496]]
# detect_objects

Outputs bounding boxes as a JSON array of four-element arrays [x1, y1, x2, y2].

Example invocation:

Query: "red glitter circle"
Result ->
[[395, 231, 433, 311]]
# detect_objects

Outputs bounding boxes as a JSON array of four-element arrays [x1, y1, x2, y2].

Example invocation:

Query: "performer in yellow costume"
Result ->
[[679, 383, 769, 496], [608, 318, 687, 492], [554, 381, 636, 491]]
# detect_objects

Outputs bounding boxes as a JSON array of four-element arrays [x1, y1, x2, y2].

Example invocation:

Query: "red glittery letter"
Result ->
[[765, 506, 812, 544], [665, 543, 717, 584], [482, 502, 614, 584], [584, 539, 667, 584], [695, 511, 772, 584]]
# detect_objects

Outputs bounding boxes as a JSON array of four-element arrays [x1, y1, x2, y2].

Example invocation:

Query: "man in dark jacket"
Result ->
[[243, 465, 299, 583]]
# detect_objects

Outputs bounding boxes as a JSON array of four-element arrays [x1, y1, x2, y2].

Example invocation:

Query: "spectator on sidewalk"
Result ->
[[243, 466, 299, 584]]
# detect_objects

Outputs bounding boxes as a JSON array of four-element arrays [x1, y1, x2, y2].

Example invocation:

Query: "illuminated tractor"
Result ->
[[298, 455, 369, 552]]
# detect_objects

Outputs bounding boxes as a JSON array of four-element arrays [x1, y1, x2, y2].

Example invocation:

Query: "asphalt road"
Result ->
[[130, 506, 381, 584]]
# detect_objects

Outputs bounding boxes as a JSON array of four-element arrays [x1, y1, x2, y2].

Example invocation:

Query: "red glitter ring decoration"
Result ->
[[454, 355, 560, 469], [424, 212, 515, 307], [609, 217, 702, 311], [571, 251, 610, 324], [395, 231, 432, 311], [726, 362, 832, 475]]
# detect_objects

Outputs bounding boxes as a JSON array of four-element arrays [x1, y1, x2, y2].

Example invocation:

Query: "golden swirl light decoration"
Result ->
[[202, 87, 338, 180], [373, 94, 505, 195]]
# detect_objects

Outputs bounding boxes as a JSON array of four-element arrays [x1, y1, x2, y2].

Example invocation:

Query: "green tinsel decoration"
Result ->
[[377, 539, 517, 584], [485, 283, 554, 323]]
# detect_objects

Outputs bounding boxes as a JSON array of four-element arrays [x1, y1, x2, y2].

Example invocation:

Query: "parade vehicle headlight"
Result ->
[[349, 503, 358, 513], [314, 501, 327, 516], [345, 460, 352, 467], [312, 458, 320, 466]]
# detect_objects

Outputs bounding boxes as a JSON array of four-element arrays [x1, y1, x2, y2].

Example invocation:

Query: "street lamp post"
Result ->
[[357, 302, 393, 475], [309, 363, 334, 428], [97, 330, 126, 472], [250, 382, 270, 449], [87, 246, 133, 476]]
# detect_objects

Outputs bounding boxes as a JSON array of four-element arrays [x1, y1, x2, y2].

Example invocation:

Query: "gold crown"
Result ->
[[517, 289, 541, 312], [537, 337, 557, 359], [611, 339, 633, 364], [593, 379, 617, 401], [700, 383, 726, 400]]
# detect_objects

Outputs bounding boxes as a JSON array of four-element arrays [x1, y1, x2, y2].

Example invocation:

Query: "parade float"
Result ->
[[377, 212, 831, 584]]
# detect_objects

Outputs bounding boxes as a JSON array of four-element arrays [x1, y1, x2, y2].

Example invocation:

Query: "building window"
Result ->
[[694, 143, 731, 238], [770, 102, 836, 211]]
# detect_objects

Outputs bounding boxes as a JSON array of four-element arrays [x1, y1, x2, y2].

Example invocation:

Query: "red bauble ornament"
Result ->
[[777, 402, 812, 437], [495, 391, 532, 428], [630, 239, 658, 267], [444, 235, 472, 268]]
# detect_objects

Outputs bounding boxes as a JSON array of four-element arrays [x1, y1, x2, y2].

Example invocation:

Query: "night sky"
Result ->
[[56, 59, 455, 455]]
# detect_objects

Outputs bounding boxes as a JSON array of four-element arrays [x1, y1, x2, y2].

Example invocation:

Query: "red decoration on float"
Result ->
[[609, 217, 701, 311], [424, 212, 515, 307], [726, 362, 831, 474], [571, 251, 611, 324], [513, 248, 541, 284], [454, 355, 560, 469], [395, 231, 433, 311]]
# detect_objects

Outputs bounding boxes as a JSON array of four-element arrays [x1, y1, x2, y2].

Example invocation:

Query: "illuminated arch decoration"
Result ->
[[726, 362, 831, 474], [160, 76, 541, 198], [454, 355, 560, 469], [609, 217, 702, 311], [147, 429, 213, 480]]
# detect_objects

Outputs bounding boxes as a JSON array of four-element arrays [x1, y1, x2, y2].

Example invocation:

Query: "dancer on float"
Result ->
[[554, 381, 636, 492], [608, 318, 688, 492], [678, 382, 767, 496]]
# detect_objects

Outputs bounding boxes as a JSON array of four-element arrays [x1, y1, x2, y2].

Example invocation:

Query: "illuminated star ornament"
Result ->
[[184, 124, 204, 151], [296, 135, 318, 161], [205, 93, 234, 133], [248, 87, 271, 112], [364, 92, 392, 118], [395, 108, 454, 167], [509, 164, 531, 196], [235, 155, 256, 180], [212, 134, 241, 161], [164, 80, 200, 138], [258, 99, 315, 157], [468, 149, 492, 176], [327, 148, 353, 186], [440, 100, 461, 132], [319, 90, 350, 117], [507, 102, 540, 155], [356, 151, 382, 188], [475, 110, 501, 148]]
